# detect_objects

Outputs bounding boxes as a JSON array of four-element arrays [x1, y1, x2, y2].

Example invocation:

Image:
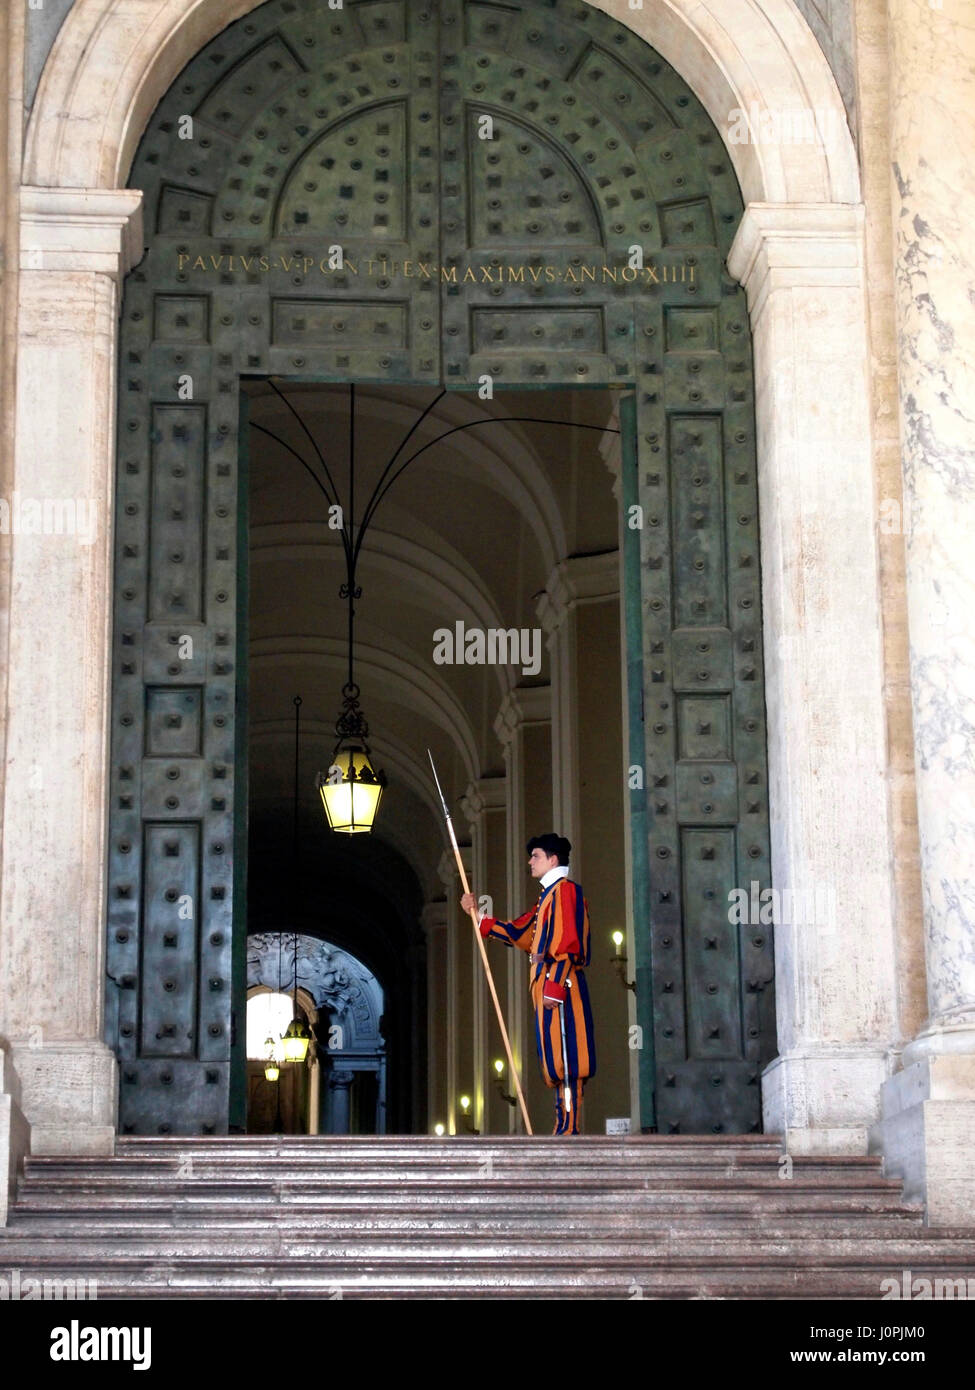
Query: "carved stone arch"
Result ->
[[24, 0, 858, 203], [6, 0, 898, 1164]]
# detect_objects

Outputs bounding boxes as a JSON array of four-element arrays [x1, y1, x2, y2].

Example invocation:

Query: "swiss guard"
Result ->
[[462, 833, 596, 1135]]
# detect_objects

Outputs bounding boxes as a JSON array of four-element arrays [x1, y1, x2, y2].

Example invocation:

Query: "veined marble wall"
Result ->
[[873, 0, 975, 1225]]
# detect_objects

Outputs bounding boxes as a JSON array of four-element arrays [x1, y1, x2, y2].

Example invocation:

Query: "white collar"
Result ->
[[540, 865, 570, 890]]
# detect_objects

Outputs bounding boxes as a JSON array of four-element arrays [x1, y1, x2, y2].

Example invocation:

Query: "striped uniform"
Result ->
[[479, 878, 596, 1135]]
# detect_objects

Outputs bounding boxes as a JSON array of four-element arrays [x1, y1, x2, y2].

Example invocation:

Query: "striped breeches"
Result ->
[[531, 967, 596, 1127]]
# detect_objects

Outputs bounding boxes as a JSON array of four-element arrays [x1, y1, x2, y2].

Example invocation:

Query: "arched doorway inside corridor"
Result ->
[[246, 934, 389, 1134]]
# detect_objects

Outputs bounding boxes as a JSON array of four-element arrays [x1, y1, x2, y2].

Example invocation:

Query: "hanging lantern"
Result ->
[[263, 1035, 280, 1083], [281, 1013, 312, 1064], [317, 684, 386, 834]]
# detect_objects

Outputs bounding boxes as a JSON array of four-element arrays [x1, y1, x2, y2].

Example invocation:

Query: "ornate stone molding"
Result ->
[[460, 776, 507, 826], [493, 686, 552, 750], [536, 552, 620, 641]]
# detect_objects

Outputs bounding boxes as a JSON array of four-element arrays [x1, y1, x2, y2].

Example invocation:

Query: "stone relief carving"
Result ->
[[247, 933, 383, 1049]]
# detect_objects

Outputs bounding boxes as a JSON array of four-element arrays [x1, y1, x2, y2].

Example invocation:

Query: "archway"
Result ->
[[9, 0, 900, 1160], [247, 937, 388, 1134], [98, 0, 788, 1134]]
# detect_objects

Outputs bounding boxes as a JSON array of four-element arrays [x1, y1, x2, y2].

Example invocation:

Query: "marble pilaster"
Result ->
[[728, 203, 900, 1154], [0, 188, 143, 1162]]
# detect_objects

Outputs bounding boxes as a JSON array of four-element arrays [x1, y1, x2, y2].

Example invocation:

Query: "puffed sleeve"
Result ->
[[478, 905, 537, 952]]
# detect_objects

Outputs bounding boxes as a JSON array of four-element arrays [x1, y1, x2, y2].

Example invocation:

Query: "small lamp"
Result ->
[[493, 1058, 516, 1108], [611, 929, 636, 992]]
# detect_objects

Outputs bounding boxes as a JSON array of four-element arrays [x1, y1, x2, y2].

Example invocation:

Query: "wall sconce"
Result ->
[[433, 1122, 446, 1137], [458, 1094, 479, 1135], [493, 1057, 516, 1107], [611, 930, 636, 992]]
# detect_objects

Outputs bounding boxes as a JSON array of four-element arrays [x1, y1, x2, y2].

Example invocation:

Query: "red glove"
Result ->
[[542, 978, 567, 1004]]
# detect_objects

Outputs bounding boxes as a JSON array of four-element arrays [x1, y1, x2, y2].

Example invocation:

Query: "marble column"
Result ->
[[494, 686, 552, 1132], [327, 1070, 354, 1136], [0, 189, 143, 1161], [876, 0, 975, 1224], [307, 1052, 320, 1137], [728, 204, 900, 1154]]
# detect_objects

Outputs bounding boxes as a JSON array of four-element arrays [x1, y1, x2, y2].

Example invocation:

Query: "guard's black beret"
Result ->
[[526, 833, 571, 866]]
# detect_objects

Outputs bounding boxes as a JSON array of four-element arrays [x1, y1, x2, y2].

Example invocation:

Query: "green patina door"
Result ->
[[106, 0, 774, 1135]]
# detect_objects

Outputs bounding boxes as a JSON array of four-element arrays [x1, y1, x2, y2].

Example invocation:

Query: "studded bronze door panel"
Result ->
[[107, 0, 774, 1135], [434, 0, 775, 1132]]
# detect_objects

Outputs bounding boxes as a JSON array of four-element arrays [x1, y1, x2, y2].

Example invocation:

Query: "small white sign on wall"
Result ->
[[605, 1117, 632, 1135]]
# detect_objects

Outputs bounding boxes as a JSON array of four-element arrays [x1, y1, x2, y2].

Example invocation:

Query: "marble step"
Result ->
[[3, 1239, 968, 1273], [0, 1206, 927, 1235], [0, 1259, 961, 1300], [114, 1135, 783, 1150], [20, 1155, 882, 1177], [18, 1151, 899, 1180], [15, 1177, 909, 1204], [11, 1178, 918, 1209], [2, 1212, 950, 1247]]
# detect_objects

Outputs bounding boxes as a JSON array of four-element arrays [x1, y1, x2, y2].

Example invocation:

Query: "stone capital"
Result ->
[[327, 1069, 355, 1090], [493, 686, 552, 748], [460, 775, 507, 825], [19, 187, 144, 280], [728, 202, 866, 325], [537, 552, 619, 638]]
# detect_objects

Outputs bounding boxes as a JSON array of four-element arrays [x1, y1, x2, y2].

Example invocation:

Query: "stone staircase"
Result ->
[[2, 1134, 975, 1298]]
